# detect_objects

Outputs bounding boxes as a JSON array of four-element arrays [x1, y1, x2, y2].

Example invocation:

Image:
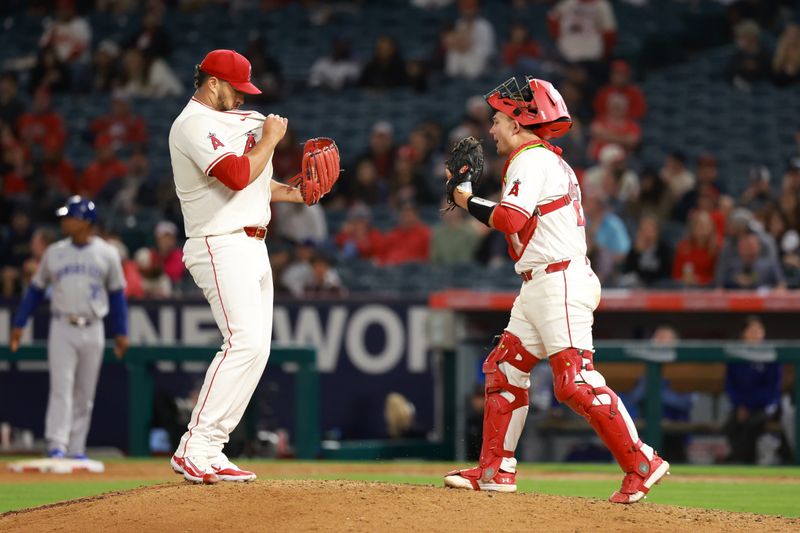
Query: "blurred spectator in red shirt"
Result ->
[[16, 89, 67, 152], [672, 210, 719, 286], [593, 60, 646, 121], [153, 220, 185, 284], [79, 133, 127, 197], [40, 136, 78, 194], [587, 94, 641, 161], [377, 202, 431, 265], [90, 93, 148, 150], [0, 73, 24, 134], [335, 204, 384, 261], [502, 23, 541, 71], [39, 0, 91, 64]]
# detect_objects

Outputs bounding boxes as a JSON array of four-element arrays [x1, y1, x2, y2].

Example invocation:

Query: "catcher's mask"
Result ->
[[484, 76, 572, 139]]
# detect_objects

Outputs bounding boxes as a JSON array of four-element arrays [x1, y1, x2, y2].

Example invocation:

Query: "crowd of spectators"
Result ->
[[1, 0, 799, 299]]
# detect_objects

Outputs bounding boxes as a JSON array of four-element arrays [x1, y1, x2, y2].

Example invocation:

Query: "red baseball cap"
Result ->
[[199, 49, 261, 95]]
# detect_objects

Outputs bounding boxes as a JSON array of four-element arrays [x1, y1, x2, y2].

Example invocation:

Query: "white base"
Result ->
[[7, 457, 105, 474]]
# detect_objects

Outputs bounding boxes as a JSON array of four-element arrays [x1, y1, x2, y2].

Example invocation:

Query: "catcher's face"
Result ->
[[489, 112, 518, 156]]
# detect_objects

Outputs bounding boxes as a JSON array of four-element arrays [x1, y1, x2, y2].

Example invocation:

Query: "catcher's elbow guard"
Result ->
[[467, 195, 496, 227]]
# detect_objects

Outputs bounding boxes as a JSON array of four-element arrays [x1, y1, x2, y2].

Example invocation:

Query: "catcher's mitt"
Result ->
[[444, 136, 484, 210], [289, 137, 341, 206]]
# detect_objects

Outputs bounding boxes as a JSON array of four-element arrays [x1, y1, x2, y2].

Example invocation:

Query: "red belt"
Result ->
[[519, 259, 572, 281], [243, 226, 268, 240]]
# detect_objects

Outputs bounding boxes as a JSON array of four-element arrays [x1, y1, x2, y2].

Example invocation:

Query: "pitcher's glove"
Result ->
[[289, 137, 341, 206], [444, 136, 484, 210]]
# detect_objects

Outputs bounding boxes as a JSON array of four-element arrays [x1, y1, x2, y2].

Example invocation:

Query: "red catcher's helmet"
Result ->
[[484, 76, 572, 139]]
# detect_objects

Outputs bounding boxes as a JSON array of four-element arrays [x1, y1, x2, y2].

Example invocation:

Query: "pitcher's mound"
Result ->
[[1, 480, 797, 533]]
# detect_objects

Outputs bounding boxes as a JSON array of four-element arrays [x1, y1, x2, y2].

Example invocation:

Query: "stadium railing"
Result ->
[[0, 345, 319, 459]]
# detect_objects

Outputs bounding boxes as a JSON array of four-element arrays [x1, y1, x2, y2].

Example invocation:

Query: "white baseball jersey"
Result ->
[[169, 97, 273, 238], [31, 237, 126, 319], [499, 144, 587, 273]]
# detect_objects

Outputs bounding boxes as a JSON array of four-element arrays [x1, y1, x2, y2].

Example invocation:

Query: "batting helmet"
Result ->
[[56, 196, 97, 224], [484, 76, 572, 139]]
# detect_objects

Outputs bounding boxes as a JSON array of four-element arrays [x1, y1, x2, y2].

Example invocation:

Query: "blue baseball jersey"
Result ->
[[31, 237, 126, 319]]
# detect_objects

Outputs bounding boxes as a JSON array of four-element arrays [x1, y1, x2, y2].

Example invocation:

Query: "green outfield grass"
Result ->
[[1, 461, 798, 517], [0, 480, 165, 513]]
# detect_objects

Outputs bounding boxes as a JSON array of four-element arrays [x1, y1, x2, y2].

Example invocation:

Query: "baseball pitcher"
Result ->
[[10, 196, 129, 459], [167, 49, 339, 484], [442, 77, 669, 503]]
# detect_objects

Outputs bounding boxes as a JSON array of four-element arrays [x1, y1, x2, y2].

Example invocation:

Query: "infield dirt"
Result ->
[[1, 462, 798, 532]]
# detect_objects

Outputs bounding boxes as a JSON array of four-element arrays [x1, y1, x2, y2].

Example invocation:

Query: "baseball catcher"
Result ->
[[289, 137, 341, 205], [444, 136, 484, 210], [442, 76, 669, 504]]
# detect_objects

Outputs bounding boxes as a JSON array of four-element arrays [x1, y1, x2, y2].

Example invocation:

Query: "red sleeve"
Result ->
[[492, 204, 529, 234], [210, 154, 251, 191]]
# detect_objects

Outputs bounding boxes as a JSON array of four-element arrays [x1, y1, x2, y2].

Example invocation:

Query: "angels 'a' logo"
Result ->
[[208, 132, 224, 150], [508, 179, 521, 197], [243, 132, 256, 155]]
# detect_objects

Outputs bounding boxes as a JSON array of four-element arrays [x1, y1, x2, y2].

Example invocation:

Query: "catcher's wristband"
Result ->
[[467, 195, 496, 227]]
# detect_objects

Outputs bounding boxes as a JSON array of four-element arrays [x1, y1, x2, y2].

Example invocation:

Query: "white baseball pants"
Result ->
[[498, 257, 602, 472], [176, 233, 273, 463], [507, 257, 602, 357]]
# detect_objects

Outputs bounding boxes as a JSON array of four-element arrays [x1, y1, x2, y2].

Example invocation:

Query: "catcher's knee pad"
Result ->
[[550, 348, 645, 472], [477, 331, 540, 478]]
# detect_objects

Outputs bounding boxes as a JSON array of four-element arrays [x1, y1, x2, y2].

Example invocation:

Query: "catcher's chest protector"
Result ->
[[501, 141, 571, 261]]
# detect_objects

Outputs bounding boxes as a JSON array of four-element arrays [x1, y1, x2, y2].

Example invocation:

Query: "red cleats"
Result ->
[[210, 457, 257, 482], [172, 454, 254, 483], [443, 466, 517, 493], [181, 456, 220, 485], [170, 454, 185, 474], [609, 455, 670, 504]]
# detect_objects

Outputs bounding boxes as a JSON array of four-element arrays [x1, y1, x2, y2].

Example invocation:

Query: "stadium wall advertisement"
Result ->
[[0, 299, 435, 450]]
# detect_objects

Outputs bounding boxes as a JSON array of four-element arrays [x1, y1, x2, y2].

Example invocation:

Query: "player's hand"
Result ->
[[114, 335, 129, 360], [9, 327, 22, 353], [262, 114, 288, 145], [453, 184, 472, 210]]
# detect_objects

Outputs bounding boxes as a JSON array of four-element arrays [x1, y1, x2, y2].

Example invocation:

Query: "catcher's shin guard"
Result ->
[[550, 349, 657, 476], [477, 331, 540, 479]]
